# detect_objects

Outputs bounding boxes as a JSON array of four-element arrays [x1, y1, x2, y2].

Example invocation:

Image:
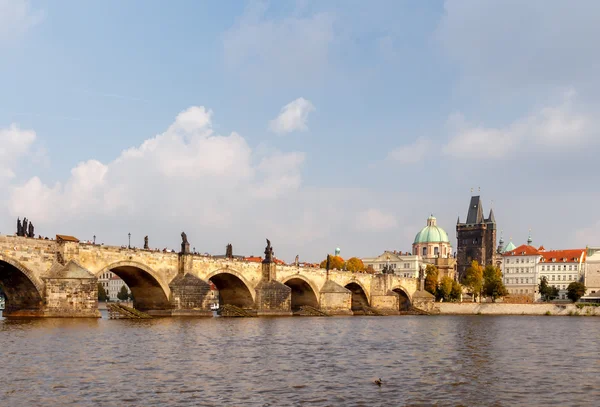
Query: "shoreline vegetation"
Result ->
[[425, 302, 600, 316]]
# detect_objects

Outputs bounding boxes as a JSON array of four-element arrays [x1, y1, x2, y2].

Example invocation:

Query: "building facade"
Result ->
[[98, 271, 131, 301], [502, 244, 541, 299], [538, 249, 585, 300], [456, 196, 497, 281], [412, 215, 456, 280], [362, 251, 423, 278], [582, 247, 600, 302]]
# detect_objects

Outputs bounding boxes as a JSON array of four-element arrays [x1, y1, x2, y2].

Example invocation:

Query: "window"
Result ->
[[562, 275, 565, 281], [404, 263, 410, 269], [551, 275, 555, 281], [422, 247, 427, 256], [542, 265, 545, 271], [434, 247, 439, 256]]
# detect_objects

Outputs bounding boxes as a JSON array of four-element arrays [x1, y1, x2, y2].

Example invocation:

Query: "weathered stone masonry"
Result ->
[[0, 235, 419, 317]]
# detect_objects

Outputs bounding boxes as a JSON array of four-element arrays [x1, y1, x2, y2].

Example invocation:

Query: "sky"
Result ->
[[2, 0, 600, 263]]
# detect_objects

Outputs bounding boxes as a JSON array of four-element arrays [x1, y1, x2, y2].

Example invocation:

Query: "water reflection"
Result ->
[[0, 315, 598, 406]]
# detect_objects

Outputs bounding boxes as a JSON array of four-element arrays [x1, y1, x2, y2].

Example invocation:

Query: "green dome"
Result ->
[[504, 241, 516, 252], [413, 215, 450, 244]]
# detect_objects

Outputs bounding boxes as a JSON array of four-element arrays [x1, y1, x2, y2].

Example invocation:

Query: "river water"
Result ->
[[0, 314, 598, 407]]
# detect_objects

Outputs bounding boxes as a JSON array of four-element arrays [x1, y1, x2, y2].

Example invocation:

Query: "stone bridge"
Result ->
[[0, 235, 423, 317]]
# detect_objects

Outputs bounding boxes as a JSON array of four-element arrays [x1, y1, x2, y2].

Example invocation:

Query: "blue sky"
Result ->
[[2, 0, 600, 262]]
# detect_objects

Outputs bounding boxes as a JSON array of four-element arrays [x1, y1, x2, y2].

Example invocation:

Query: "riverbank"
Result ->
[[426, 302, 600, 316]]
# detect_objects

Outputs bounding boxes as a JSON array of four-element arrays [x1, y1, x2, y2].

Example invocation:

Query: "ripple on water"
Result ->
[[0, 315, 600, 406]]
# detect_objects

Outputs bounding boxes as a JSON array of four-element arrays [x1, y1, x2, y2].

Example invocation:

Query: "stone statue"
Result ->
[[22, 218, 28, 237], [16, 217, 22, 236], [181, 232, 190, 254], [226, 243, 233, 259], [295, 254, 299, 266], [419, 266, 424, 281], [144, 236, 149, 250], [263, 239, 274, 263], [326, 254, 331, 271], [28, 222, 34, 238]]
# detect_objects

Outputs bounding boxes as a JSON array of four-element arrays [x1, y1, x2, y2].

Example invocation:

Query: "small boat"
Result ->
[[210, 303, 219, 311]]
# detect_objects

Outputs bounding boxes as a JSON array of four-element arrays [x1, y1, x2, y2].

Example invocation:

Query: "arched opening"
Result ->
[[209, 272, 254, 310], [345, 282, 369, 312], [284, 278, 319, 312], [393, 288, 411, 311], [0, 260, 43, 317], [101, 264, 170, 313]]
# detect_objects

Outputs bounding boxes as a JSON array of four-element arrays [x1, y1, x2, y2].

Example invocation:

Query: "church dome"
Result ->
[[413, 214, 450, 244]]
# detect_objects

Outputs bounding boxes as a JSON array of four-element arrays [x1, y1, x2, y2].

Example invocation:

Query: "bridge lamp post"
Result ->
[[128, 233, 131, 249]]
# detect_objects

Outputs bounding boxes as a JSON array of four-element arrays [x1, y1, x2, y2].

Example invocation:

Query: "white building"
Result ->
[[538, 249, 585, 300], [362, 251, 423, 278], [502, 243, 541, 299], [98, 271, 131, 301], [582, 247, 600, 302]]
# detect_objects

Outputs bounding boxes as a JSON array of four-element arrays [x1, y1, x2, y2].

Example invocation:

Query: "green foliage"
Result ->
[[482, 264, 508, 302], [97, 283, 107, 302], [576, 303, 600, 309], [319, 256, 345, 270], [345, 257, 365, 272], [567, 281, 586, 303], [424, 265, 439, 295], [117, 285, 130, 301], [463, 260, 484, 301], [436, 276, 454, 301], [450, 280, 462, 301], [545, 311, 552, 316], [538, 276, 559, 302]]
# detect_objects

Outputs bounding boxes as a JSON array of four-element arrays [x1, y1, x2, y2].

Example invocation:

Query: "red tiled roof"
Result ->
[[245, 256, 262, 263], [274, 258, 286, 265], [503, 244, 540, 256], [539, 249, 585, 263]]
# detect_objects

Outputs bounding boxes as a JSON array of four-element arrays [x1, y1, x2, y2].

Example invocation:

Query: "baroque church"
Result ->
[[456, 195, 498, 281]]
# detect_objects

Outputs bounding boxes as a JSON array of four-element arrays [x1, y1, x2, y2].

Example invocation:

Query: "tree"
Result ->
[[538, 277, 560, 302], [117, 285, 130, 301], [567, 281, 586, 303], [365, 265, 376, 274], [97, 283, 108, 302], [483, 264, 508, 302], [463, 260, 484, 301], [424, 265, 439, 295], [345, 257, 365, 272], [450, 280, 462, 302], [319, 255, 345, 270], [437, 276, 454, 301]]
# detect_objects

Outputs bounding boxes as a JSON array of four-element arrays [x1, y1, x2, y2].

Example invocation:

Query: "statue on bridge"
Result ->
[[226, 243, 233, 259], [16, 217, 22, 236], [28, 222, 34, 238], [181, 232, 190, 254], [144, 236, 149, 250], [22, 218, 28, 237], [263, 239, 274, 263], [295, 254, 299, 266], [326, 254, 331, 271]]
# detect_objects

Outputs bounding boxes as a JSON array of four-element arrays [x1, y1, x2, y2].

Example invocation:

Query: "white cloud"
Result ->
[[356, 209, 398, 231], [269, 98, 315, 134], [222, 3, 334, 82], [0, 0, 43, 43], [0, 123, 37, 181], [388, 137, 432, 164], [443, 90, 596, 159]]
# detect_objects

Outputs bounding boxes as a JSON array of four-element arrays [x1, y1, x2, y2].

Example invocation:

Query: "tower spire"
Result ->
[[527, 229, 532, 245]]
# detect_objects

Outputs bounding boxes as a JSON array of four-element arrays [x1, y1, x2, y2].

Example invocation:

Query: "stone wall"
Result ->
[[432, 302, 600, 316]]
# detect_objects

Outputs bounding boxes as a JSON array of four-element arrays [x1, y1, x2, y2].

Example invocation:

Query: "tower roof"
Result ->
[[488, 208, 496, 224], [466, 196, 484, 224]]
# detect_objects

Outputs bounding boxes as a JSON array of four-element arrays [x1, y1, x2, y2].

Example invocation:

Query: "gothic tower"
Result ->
[[456, 196, 497, 281]]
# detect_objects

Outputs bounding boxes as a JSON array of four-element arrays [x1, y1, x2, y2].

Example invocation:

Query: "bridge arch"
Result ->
[[282, 275, 320, 312], [343, 280, 370, 312], [391, 286, 412, 311], [97, 261, 171, 312], [206, 268, 255, 309], [0, 254, 44, 316]]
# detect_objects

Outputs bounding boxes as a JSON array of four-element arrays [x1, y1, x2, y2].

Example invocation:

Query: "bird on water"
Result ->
[[373, 378, 383, 387]]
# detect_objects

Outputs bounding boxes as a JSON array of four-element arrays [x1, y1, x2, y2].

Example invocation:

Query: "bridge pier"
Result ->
[[319, 280, 353, 315], [255, 260, 292, 316], [169, 273, 215, 316], [42, 260, 100, 318]]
